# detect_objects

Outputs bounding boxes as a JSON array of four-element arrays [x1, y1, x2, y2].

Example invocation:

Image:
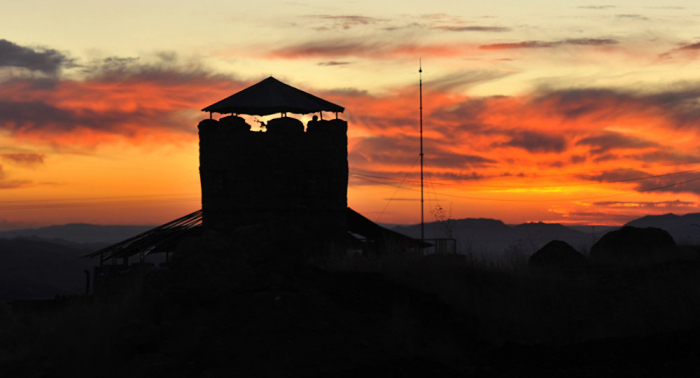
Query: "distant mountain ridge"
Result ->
[[0, 223, 155, 245], [392, 218, 595, 261], [3, 212, 700, 268], [624, 212, 700, 245], [392, 212, 700, 260]]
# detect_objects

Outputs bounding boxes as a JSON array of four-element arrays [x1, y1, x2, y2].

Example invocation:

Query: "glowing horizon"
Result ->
[[2, 1, 700, 230]]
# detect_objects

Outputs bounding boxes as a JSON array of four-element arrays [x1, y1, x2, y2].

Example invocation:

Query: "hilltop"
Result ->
[[392, 218, 599, 261], [625, 213, 700, 244], [0, 223, 154, 245], [3, 229, 700, 376]]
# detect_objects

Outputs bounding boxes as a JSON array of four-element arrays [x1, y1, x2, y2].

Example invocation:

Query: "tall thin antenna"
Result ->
[[419, 60, 424, 247]]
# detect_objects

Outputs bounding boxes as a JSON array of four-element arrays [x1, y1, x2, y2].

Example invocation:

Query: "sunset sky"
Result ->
[[2, 1, 700, 229]]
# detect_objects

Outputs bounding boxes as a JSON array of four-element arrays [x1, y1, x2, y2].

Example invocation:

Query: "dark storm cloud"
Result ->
[[0, 39, 74, 75], [495, 130, 566, 153], [479, 38, 618, 50], [576, 132, 658, 155]]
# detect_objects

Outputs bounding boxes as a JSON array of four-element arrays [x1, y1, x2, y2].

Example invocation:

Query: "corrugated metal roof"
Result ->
[[86, 208, 426, 261], [84, 210, 202, 261], [202, 76, 344, 116]]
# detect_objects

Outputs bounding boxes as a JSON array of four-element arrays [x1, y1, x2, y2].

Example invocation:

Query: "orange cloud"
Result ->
[[0, 165, 33, 189], [1, 153, 44, 166], [329, 83, 700, 215], [4, 49, 700, 226], [0, 67, 247, 148]]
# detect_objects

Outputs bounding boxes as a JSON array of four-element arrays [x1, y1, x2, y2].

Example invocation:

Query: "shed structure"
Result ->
[[87, 76, 422, 265]]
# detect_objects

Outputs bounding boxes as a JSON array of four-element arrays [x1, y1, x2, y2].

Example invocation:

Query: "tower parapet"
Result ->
[[198, 77, 348, 252], [199, 116, 347, 239]]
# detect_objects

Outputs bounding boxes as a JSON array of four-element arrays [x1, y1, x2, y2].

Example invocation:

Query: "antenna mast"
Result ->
[[419, 60, 424, 247]]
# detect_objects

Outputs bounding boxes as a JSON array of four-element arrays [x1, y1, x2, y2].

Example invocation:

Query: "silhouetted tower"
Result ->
[[197, 77, 348, 251]]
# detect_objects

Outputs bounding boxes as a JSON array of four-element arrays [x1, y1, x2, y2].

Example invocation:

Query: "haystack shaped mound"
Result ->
[[590, 226, 676, 265], [528, 240, 587, 270]]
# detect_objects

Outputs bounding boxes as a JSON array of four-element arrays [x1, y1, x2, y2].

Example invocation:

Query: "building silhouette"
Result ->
[[199, 77, 348, 253], [86, 77, 423, 273]]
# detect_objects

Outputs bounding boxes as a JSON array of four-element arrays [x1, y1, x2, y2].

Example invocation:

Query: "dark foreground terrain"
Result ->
[[2, 235, 700, 377]]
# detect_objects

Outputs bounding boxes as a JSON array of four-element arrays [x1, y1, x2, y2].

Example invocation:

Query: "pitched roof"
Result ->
[[85, 208, 425, 261], [202, 76, 345, 116], [84, 210, 202, 261]]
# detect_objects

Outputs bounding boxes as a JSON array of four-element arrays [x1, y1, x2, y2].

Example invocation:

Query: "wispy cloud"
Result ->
[[593, 200, 694, 208], [615, 14, 649, 21], [305, 14, 386, 30], [265, 39, 475, 59], [679, 43, 700, 51], [0, 153, 45, 167], [578, 169, 700, 196], [578, 5, 615, 9], [317, 61, 353, 66], [659, 42, 700, 59], [479, 38, 618, 50], [0, 165, 33, 189], [434, 25, 510, 32], [430, 70, 519, 92]]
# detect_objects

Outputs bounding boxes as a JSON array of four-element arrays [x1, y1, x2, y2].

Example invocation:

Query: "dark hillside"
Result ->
[[625, 212, 700, 244], [0, 237, 94, 301], [394, 218, 591, 260], [3, 236, 700, 376], [0, 224, 154, 245]]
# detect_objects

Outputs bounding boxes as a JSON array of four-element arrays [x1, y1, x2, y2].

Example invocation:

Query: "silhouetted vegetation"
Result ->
[[3, 234, 700, 376]]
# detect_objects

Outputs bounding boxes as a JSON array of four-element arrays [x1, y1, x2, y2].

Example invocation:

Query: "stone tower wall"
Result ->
[[198, 116, 348, 247]]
